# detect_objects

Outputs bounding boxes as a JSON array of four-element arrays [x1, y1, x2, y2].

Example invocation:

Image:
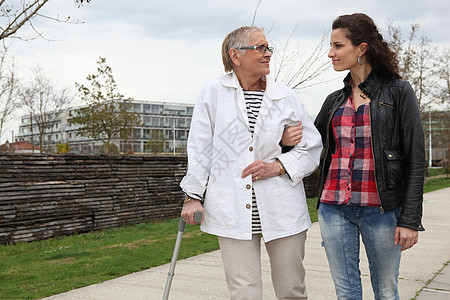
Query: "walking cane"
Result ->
[[162, 210, 203, 300]]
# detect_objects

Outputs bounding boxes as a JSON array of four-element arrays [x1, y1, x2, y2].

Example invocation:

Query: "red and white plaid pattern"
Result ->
[[320, 95, 380, 207]]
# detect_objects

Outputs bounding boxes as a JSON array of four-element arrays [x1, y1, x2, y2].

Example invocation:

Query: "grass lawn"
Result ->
[[1, 177, 448, 299], [427, 167, 448, 177], [424, 176, 450, 193], [0, 219, 218, 299]]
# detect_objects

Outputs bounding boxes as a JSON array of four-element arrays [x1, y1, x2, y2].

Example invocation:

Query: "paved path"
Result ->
[[43, 188, 450, 299]]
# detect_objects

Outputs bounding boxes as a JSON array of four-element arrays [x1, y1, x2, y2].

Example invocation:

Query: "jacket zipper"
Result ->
[[369, 103, 384, 214], [379, 101, 395, 110]]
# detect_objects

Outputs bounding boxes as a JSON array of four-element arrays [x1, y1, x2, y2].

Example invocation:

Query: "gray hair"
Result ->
[[221, 26, 264, 72]]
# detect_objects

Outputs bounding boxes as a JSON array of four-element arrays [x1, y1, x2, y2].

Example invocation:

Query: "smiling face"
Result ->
[[328, 28, 362, 72], [235, 31, 272, 79]]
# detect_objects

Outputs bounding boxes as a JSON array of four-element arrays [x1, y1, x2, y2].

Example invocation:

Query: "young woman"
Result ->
[[314, 13, 425, 299]]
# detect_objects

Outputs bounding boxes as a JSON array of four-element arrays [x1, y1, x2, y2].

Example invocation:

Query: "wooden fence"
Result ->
[[0, 154, 319, 244], [0, 154, 188, 244]]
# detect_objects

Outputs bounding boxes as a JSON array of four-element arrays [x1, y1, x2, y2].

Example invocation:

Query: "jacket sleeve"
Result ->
[[396, 81, 426, 231], [277, 98, 323, 186], [314, 93, 336, 144], [179, 85, 215, 197]]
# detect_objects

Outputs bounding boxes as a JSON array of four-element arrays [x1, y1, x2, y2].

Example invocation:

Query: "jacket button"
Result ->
[[246, 184, 251, 189], [388, 154, 393, 158], [246, 204, 251, 209], [249, 146, 253, 151]]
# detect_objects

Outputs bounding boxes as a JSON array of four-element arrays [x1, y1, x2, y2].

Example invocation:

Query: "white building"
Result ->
[[16, 100, 194, 154]]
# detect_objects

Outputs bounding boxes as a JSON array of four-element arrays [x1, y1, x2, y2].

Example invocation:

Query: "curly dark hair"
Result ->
[[332, 13, 401, 79]]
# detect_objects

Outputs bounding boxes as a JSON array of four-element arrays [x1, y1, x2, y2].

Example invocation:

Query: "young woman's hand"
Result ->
[[280, 122, 303, 147], [395, 227, 419, 251]]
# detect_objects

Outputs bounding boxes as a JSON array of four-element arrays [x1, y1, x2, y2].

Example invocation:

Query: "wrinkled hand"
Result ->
[[242, 160, 280, 181], [181, 199, 204, 225], [280, 122, 303, 147], [395, 227, 418, 251]]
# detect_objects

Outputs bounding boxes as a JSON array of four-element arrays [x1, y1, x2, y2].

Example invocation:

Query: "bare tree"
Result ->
[[0, 0, 91, 43], [0, 49, 20, 142], [271, 28, 332, 90], [386, 22, 442, 111], [19, 67, 72, 153], [432, 46, 450, 110], [251, 0, 262, 26], [387, 22, 420, 82], [250, 2, 332, 91], [413, 35, 437, 110], [0, 0, 50, 41]]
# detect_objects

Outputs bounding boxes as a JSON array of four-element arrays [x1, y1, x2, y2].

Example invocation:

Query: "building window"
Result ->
[[151, 104, 163, 113], [143, 129, 151, 139], [143, 116, 151, 126], [176, 130, 185, 139], [165, 117, 176, 127], [133, 128, 142, 138], [165, 129, 172, 139], [177, 118, 185, 127], [151, 117, 162, 126], [143, 104, 151, 113]]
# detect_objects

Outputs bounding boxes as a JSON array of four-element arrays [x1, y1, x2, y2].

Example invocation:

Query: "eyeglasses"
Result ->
[[235, 44, 274, 54]]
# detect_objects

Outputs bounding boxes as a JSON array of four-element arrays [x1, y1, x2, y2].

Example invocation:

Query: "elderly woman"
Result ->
[[180, 26, 322, 299]]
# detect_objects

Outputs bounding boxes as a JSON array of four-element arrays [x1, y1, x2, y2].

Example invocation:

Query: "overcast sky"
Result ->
[[3, 0, 450, 142]]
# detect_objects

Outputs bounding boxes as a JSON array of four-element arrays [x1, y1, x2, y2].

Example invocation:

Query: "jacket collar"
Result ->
[[343, 70, 382, 98], [221, 72, 285, 101], [221, 72, 285, 139]]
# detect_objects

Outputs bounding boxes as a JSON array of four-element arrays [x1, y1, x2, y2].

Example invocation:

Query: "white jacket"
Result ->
[[180, 72, 323, 242]]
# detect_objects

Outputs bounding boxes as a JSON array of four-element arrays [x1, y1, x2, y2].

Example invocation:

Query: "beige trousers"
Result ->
[[218, 231, 308, 300]]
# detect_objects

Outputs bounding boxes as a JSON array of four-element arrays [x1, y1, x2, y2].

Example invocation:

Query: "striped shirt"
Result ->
[[319, 95, 380, 207], [244, 90, 264, 233]]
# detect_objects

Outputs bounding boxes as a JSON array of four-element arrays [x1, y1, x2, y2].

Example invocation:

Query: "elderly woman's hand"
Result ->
[[181, 199, 204, 225], [241, 160, 282, 181], [280, 122, 303, 147]]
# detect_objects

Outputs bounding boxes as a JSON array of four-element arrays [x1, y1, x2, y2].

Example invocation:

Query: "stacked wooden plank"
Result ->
[[0, 154, 187, 244]]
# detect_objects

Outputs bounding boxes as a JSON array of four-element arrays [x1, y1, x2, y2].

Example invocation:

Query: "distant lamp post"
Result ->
[[172, 125, 176, 155], [429, 111, 432, 167]]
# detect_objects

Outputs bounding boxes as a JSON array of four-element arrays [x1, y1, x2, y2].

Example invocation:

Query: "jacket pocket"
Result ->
[[267, 185, 305, 227], [204, 188, 238, 228], [384, 149, 404, 189]]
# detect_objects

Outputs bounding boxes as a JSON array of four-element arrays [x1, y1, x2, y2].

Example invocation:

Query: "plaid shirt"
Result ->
[[320, 95, 380, 206]]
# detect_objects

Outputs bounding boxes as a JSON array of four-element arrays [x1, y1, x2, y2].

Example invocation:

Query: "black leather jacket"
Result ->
[[314, 72, 425, 231]]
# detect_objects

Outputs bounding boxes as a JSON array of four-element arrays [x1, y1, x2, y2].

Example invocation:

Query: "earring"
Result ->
[[358, 56, 364, 65]]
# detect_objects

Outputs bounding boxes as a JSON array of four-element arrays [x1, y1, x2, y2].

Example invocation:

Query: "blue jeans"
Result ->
[[318, 203, 402, 300]]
